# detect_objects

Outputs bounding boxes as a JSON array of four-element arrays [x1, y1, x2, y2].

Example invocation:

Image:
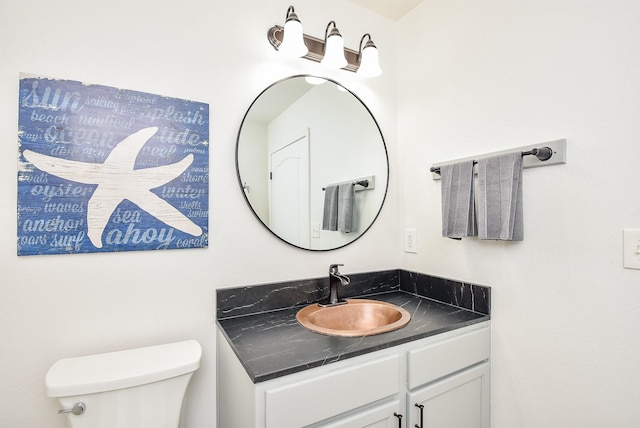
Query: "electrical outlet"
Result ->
[[404, 229, 417, 253], [311, 223, 321, 238], [623, 229, 640, 270]]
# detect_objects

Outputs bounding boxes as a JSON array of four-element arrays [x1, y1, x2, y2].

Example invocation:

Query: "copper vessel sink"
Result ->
[[296, 299, 411, 337]]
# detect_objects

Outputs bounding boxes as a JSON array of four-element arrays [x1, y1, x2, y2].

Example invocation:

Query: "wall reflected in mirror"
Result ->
[[236, 75, 388, 250]]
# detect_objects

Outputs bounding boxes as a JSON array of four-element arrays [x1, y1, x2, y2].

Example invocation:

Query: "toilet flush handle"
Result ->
[[58, 402, 86, 416]]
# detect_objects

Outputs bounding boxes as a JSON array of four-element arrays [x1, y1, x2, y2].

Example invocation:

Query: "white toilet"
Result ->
[[45, 340, 202, 428]]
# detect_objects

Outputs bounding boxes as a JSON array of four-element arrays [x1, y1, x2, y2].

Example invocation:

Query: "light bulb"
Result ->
[[321, 32, 347, 69], [357, 44, 382, 78], [278, 9, 308, 58]]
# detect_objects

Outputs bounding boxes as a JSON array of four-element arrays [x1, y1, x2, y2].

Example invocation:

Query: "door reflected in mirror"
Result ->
[[236, 75, 388, 251]]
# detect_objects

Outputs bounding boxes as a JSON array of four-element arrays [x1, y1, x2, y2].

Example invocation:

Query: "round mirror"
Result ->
[[236, 75, 388, 251]]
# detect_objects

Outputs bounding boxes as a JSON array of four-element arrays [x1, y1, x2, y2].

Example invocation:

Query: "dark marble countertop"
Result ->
[[217, 287, 490, 383]]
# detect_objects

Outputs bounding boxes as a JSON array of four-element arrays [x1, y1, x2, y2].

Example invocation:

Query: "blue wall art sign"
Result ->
[[17, 73, 209, 256]]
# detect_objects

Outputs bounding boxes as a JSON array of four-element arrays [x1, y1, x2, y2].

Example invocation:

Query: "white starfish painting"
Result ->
[[22, 127, 203, 249]]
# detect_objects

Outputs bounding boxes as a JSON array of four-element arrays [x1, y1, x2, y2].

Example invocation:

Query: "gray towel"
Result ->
[[476, 153, 524, 241], [337, 183, 355, 233], [440, 161, 477, 239], [322, 185, 339, 231]]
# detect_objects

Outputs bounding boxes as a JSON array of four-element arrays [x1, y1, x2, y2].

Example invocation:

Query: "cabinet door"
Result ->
[[408, 363, 490, 428], [317, 400, 402, 428]]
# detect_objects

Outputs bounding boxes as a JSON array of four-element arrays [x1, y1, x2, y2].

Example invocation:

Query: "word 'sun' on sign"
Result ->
[[17, 73, 209, 256]]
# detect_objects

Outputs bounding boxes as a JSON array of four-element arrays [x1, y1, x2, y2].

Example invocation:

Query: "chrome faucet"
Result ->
[[322, 264, 351, 306]]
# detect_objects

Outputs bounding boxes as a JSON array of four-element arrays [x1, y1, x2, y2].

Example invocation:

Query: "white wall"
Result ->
[[237, 119, 269, 222], [397, 0, 640, 426], [0, 1, 398, 427]]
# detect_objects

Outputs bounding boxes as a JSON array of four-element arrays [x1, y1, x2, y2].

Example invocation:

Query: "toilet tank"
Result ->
[[45, 340, 202, 428]]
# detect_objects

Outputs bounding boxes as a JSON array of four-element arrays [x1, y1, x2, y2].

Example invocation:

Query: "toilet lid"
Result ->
[[45, 340, 202, 397]]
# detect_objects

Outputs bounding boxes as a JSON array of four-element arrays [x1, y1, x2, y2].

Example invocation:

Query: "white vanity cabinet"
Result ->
[[217, 321, 490, 428], [217, 333, 402, 428], [406, 325, 491, 428], [408, 363, 490, 428], [317, 400, 403, 428]]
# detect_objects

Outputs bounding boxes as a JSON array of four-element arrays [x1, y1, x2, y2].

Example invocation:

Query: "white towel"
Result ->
[[440, 161, 477, 239], [476, 153, 524, 241]]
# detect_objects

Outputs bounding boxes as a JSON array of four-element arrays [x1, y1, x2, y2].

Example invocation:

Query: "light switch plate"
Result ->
[[623, 229, 640, 270]]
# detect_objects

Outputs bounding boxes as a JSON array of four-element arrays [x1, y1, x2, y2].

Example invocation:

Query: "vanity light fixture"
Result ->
[[320, 21, 348, 69], [277, 6, 308, 58], [356, 34, 382, 78], [267, 5, 382, 76]]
